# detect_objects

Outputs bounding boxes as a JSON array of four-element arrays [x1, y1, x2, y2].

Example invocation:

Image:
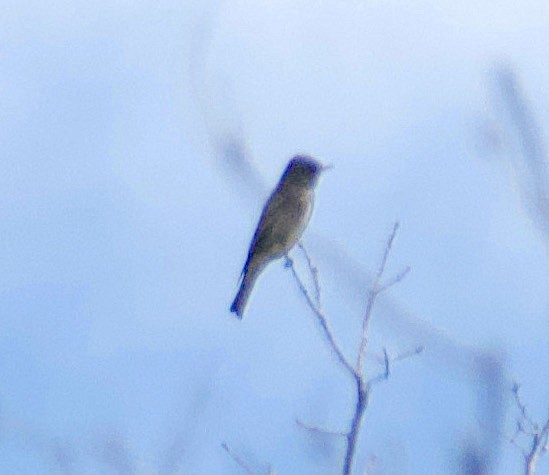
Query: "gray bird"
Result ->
[[230, 155, 329, 318]]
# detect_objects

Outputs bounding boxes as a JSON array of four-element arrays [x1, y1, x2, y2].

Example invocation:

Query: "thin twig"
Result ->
[[221, 442, 256, 475], [287, 256, 358, 380], [344, 222, 408, 475], [391, 346, 425, 362], [290, 224, 412, 475], [377, 266, 411, 293], [296, 418, 347, 437], [513, 384, 538, 431], [525, 413, 549, 475], [510, 383, 549, 475], [372, 346, 423, 365], [357, 222, 401, 375], [366, 348, 390, 388], [298, 242, 322, 308], [367, 347, 423, 389], [377, 223, 400, 282]]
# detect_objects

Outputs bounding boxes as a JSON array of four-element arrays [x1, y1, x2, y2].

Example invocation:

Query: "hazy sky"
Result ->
[[1, 1, 548, 473]]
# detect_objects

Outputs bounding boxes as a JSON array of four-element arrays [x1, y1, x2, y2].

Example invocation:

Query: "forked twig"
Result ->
[[510, 383, 549, 475], [290, 222, 418, 475], [287, 255, 358, 380]]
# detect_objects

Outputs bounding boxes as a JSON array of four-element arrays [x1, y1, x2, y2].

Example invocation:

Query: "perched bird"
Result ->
[[230, 155, 329, 318]]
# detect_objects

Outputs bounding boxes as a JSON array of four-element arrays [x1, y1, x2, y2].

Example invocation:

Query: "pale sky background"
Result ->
[[1, 1, 548, 474]]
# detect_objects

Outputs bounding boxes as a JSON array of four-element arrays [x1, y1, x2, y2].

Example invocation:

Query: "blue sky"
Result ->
[[1, 1, 548, 473]]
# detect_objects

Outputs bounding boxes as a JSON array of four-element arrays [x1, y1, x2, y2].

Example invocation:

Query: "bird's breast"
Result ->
[[274, 184, 314, 248]]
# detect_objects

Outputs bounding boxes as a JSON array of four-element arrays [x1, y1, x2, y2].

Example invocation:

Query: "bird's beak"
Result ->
[[321, 163, 334, 172]]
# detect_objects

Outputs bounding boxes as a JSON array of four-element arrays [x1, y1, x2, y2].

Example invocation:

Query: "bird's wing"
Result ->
[[238, 183, 312, 282], [238, 188, 279, 280]]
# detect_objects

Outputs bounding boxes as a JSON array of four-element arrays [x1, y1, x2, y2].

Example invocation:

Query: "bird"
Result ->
[[230, 155, 329, 318]]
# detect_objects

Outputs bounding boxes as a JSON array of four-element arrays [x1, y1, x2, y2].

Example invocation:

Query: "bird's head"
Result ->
[[283, 155, 331, 187]]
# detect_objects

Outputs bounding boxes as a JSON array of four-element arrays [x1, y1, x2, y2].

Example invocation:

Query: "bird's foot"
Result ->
[[284, 255, 293, 269]]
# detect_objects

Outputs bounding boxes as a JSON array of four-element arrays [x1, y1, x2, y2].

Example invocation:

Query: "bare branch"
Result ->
[[376, 222, 400, 282], [357, 222, 403, 375], [221, 442, 257, 475], [298, 242, 322, 308], [344, 223, 410, 475], [525, 413, 549, 475], [366, 348, 391, 388], [513, 384, 538, 431], [391, 345, 425, 363], [286, 256, 358, 380], [342, 379, 367, 475], [367, 347, 423, 389], [290, 224, 414, 475], [510, 383, 549, 475], [371, 346, 424, 365], [377, 266, 411, 293], [296, 418, 347, 437]]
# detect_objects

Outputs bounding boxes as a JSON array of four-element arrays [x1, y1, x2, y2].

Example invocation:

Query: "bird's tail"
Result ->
[[230, 262, 262, 319]]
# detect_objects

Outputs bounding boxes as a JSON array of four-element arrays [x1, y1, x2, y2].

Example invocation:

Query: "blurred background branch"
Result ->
[[491, 65, 549, 248], [222, 442, 276, 475]]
